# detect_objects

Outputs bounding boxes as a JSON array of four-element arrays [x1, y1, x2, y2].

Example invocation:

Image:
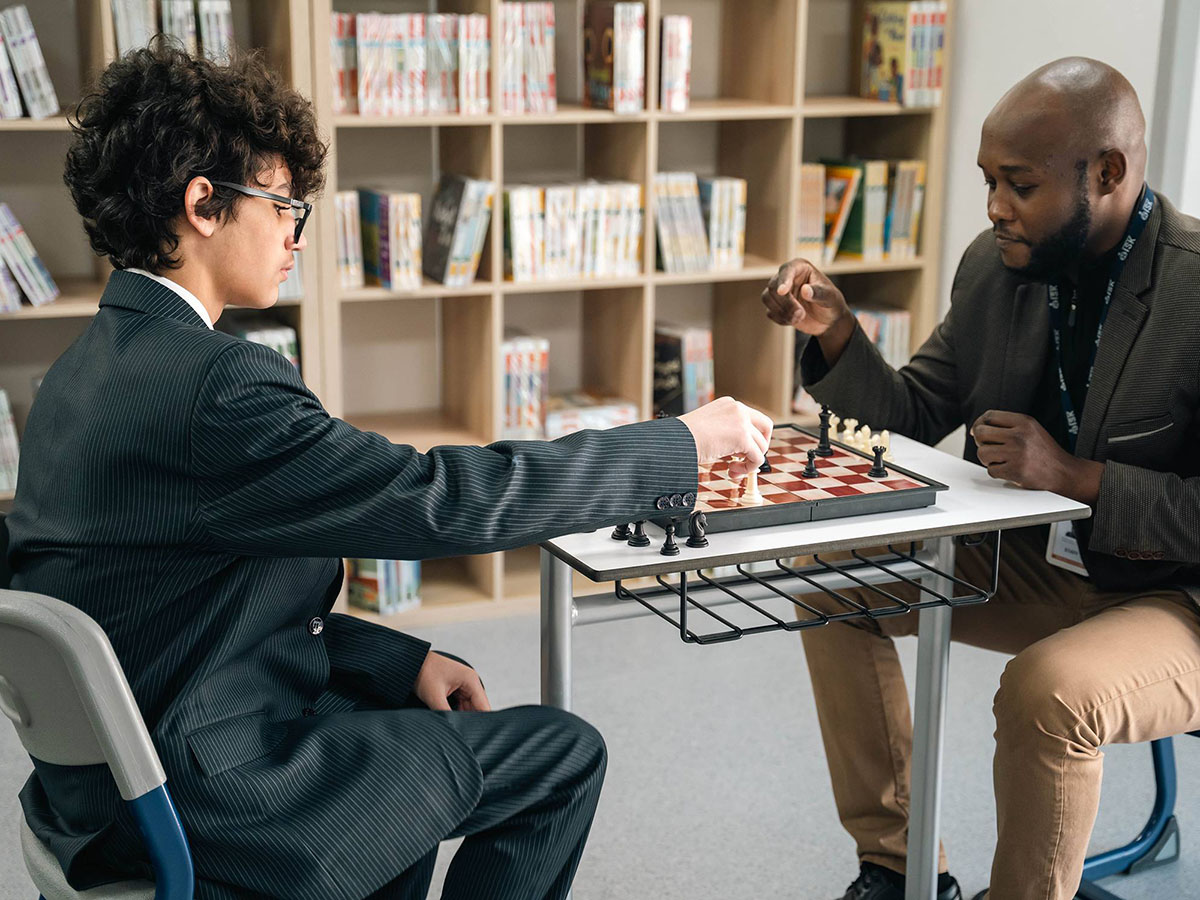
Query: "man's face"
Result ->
[[977, 127, 1092, 282]]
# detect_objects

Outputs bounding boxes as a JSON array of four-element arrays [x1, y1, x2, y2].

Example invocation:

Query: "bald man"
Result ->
[[762, 59, 1200, 900]]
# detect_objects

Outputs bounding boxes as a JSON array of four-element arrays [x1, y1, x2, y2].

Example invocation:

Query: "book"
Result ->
[[334, 191, 365, 289], [659, 15, 692, 113], [330, 13, 358, 115], [820, 165, 862, 265], [698, 176, 747, 271], [501, 330, 550, 439], [861, 1, 946, 108], [822, 158, 889, 261], [359, 189, 422, 290], [0, 5, 59, 119], [423, 173, 494, 288], [198, 0, 234, 63], [793, 307, 911, 414], [161, 0, 198, 56], [0, 255, 21, 311], [583, 1, 644, 114], [347, 558, 421, 615], [0, 387, 18, 493], [0, 203, 58, 305], [112, 0, 157, 58], [0, 21, 23, 118], [238, 323, 301, 370], [653, 323, 714, 417], [544, 393, 638, 439], [277, 253, 304, 302], [795, 163, 825, 260]]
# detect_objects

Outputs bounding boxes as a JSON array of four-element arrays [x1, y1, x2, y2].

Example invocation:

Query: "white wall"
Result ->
[[938, 0, 1165, 316]]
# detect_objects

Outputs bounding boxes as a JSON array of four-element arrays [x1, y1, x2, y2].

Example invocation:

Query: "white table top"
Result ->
[[542, 433, 1092, 582]]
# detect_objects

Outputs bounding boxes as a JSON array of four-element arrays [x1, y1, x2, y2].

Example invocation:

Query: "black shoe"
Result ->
[[836, 863, 963, 900]]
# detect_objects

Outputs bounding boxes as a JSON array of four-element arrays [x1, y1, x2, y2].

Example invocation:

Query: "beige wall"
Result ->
[[938, 0, 1165, 317]]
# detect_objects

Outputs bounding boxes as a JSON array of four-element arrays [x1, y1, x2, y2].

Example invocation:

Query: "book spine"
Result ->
[[0, 28, 22, 118]]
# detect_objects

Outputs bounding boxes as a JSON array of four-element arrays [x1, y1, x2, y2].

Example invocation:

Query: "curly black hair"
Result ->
[[64, 39, 327, 272]]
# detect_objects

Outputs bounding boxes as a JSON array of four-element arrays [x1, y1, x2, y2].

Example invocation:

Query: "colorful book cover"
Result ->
[[820, 165, 863, 265]]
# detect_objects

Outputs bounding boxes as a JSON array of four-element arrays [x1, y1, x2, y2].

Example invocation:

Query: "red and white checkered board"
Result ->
[[696, 427, 927, 513]]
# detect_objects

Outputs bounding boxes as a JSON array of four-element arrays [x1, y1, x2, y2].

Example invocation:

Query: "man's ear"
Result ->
[[1096, 149, 1128, 197], [182, 176, 220, 237]]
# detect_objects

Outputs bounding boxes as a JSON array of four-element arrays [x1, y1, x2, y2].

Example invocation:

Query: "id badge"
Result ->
[[1046, 520, 1090, 577]]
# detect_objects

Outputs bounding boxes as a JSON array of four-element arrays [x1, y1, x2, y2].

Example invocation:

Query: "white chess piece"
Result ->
[[842, 418, 858, 444], [857, 425, 872, 452], [742, 470, 764, 505], [828, 414, 841, 438], [881, 430, 893, 461]]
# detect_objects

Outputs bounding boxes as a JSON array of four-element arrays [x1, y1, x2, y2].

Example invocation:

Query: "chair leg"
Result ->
[[1076, 737, 1181, 899]]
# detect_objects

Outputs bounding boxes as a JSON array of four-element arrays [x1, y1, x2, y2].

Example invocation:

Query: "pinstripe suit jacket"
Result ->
[[799, 191, 1200, 598], [5, 270, 699, 899]]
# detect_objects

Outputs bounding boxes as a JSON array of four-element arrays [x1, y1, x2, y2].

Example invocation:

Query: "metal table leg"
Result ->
[[540, 548, 574, 710], [906, 535, 956, 900]]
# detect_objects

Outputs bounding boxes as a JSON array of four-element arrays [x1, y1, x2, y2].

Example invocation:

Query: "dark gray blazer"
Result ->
[[6, 270, 699, 898], [799, 192, 1200, 597]]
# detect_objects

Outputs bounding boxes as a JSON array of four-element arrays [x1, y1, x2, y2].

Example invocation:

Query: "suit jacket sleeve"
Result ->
[[189, 340, 699, 560], [797, 262, 967, 447], [1088, 462, 1200, 564], [322, 612, 431, 707]]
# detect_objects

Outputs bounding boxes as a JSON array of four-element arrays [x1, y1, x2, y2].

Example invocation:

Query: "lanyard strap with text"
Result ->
[[1046, 186, 1155, 451]]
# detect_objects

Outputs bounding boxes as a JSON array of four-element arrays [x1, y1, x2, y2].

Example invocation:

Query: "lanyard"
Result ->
[[1046, 186, 1155, 451]]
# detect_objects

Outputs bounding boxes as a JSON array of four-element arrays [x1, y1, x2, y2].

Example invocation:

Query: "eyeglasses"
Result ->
[[211, 181, 313, 243]]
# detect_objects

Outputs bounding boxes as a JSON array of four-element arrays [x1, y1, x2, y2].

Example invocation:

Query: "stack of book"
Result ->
[[347, 558, 421, 616], [504, 181, 642, 282], [499, 3, 556, 114], [359, 188, 423, 291], [583, 1, 644, 114], [112, 0, 234, 61], [0, 203, 59, 309], [659, 15, 692, 113], [544, 393, 639, 440], [860, 1, 947, 108], [0, 5, 58, 120], [796, 159, 925, 264], [423, 173, 494, 289], [334, 12, 490, 117], [653, 323, 714, 417], [501, 331, 550, 440], [655, 173, 746, 274], [0, 388, 17, 493], [335, 191, 365, 289], [794, 307, 912, 416]]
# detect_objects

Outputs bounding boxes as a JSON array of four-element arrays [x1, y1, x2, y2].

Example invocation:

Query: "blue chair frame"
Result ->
[[1077, 735, 1197, 899]]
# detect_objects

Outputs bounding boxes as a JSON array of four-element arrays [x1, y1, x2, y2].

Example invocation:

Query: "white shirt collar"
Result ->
[[124, 268, 214, 329]]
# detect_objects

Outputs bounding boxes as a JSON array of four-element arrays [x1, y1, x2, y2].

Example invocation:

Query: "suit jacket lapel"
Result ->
[[98, 269, 209, 328], [1075, 196, 1161, 457], [1001, 282, 1049, 412]]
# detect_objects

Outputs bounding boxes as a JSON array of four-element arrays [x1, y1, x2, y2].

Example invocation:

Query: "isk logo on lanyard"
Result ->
[[1045, 186, 1155, 452]]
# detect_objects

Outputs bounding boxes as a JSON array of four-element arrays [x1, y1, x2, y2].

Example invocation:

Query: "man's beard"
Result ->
[[1002, 179, 1092, 282]]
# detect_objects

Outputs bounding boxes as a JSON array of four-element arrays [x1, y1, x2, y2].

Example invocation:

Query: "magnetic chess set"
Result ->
[[612, 407, 948, 557]]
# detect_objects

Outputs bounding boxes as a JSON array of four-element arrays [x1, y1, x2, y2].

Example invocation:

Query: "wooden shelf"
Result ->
[[501, 102, 650, 125], [346, 410, 488, 453], [824, 256, 926, 275], [335, 112, 494, 129], [657, 99, 795, 121], [801, 95, 938, 118], [0, 490, 14, 502], [342, 279, 493, 302], [0, 115, 71, 131], [652, 255, 780, 286], [501, 274, 645, 294], [0, 278, 104, 320]]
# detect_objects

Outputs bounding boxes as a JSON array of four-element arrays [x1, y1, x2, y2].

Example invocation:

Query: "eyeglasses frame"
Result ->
[[210, 180, 312, 243]]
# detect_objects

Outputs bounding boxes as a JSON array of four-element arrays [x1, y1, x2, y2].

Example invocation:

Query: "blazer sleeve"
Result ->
[[189, 339, 699, 560], [322, 612, 431, 708], [1087, 463, 1200, 564]]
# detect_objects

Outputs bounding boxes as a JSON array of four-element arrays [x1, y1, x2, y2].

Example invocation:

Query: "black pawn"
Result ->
[[686, 511, 709, 549], [611, 522, 632, 541], [816, 406, 834, 457], [627, 520, 651, 548], [869, 446, 889, 479], [758, 457, 772, 474], [660, 520, 680, 556], [803, 448, 820, 478]]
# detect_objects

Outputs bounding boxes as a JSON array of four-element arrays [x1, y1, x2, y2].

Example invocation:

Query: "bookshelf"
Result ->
[[1, 1, 954, 626], [311, 0, 954, 625], [0, 0, 319, 516]]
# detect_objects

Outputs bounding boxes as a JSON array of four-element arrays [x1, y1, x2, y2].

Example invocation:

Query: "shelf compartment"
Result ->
[[343, 554, 507, 629], [0, 278, 105, 320], [501, 103, 651, 125], [656, 99, 795, 121], [650, 254, 779, 286], [802, 96, 936, 118], [342, 279, 494, 302], [0, 116, 73, 132], [335, 113, 495, 128]]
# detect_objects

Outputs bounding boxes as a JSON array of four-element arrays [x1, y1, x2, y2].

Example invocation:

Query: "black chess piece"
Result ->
[[803, 448, 820, 478], [816, 406, 834, 457], [611, 522, 632, 541], [686, 511, 709, 549], [758, 457, 772, 474], [869, 446, 889, 478], [660, 519, 680, 556], [627, 520, 651, 548]]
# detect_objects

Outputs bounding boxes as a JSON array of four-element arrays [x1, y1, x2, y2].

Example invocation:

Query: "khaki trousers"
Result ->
[[801, 527, 1200, 900]]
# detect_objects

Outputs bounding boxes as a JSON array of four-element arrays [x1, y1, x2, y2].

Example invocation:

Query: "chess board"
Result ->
[[663, 424, 948, 536]]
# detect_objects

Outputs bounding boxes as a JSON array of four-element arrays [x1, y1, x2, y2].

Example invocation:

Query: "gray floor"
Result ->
[[3, 601, 1198, 899]]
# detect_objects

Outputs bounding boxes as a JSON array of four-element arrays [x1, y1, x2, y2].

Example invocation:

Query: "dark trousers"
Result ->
[[369, 705, 608, 900]]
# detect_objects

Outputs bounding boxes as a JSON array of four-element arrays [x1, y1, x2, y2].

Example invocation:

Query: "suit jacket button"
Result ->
[[1114, 548, 1128, 558], [302, 707, 316, 717], [670, 493, 684, 508], [655, 496, 669, 510], [682, 492, 696, 507], [1154, 551, 1165, 560], [307, 616, 324, 636]]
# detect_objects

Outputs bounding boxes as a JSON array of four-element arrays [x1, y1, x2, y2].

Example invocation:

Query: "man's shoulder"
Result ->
[[951, 227, 1023, 302], [1156, 195, 1200, 260]]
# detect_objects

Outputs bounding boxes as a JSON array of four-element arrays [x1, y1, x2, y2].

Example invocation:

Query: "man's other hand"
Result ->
[[971, 410, 1104, 504], [415, 651, 492, 712]]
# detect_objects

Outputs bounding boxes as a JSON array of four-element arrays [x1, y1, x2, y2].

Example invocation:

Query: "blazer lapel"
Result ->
[[98, 269, 209, 328], [1075, 195, 1161, 458], [1000, 282, 1049, 412]]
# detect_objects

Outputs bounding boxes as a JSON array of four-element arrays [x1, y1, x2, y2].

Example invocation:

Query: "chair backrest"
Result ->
[[0, 588, 166, 802]]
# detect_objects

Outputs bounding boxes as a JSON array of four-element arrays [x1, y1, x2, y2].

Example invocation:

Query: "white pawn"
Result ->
[[742, 470, 764, 505], [842, 418, 858, 444], [828, 413, 841, 439], [857, 425, 873, 452], [881, 430, 893, 461]]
